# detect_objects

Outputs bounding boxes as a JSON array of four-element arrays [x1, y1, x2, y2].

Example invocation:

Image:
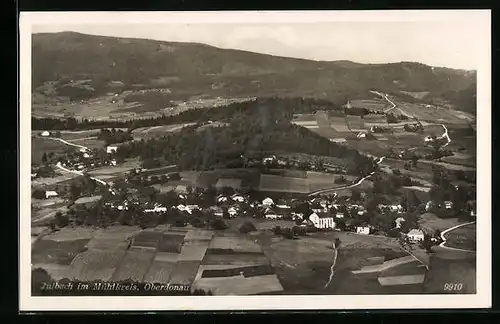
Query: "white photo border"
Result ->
[[19, 10, 491, 311]]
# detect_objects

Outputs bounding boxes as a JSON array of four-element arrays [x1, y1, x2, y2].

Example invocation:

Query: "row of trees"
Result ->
[[97, 128, 133, 145]]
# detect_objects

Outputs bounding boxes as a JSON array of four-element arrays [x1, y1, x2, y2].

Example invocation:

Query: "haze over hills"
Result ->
[[32, 32, 477, 114]]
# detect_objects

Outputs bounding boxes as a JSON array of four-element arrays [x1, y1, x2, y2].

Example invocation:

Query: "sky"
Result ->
[[29, 11, 489, 70]]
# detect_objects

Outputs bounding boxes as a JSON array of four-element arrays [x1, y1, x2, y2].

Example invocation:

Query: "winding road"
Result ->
[[309, 91, 452, 197], [309, 156, 385, 196]]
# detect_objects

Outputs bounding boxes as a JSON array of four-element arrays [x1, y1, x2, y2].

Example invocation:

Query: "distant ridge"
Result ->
[[32, 32, 477, 113]]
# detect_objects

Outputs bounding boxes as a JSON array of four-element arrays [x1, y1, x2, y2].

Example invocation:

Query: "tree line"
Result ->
[[31, 96, 366, 131]]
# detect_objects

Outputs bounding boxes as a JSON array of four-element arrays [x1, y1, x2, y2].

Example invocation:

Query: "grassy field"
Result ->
[[422, 160, 476, 172], [350, 99, 387, 111], [418, 213, 460, 233], [131, 123, 197, 140], [32, 136, 74, 164], [330, 117, 351, 132], [32, 238, 90, 266], [194, 169, 261, 189], [259, 174, 309, 193], [440, 153, 475, 168], [396, 101, 471, 124], [423, 249, 476, 294], [157, 233, 186, 253], [400, 91, 429, 100], [74, 138, 107, 150], [59, 130, 100, 140], [443, 223, 476, 251]]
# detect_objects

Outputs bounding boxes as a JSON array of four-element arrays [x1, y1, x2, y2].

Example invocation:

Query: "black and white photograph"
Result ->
[[19, 10, 491, 311]]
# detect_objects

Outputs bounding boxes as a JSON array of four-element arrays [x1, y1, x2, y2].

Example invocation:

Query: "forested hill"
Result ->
[[33, 32, 476, 113]]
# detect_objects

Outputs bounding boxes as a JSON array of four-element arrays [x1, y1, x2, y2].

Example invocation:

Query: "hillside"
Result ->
[[32, 32, 477, 114]]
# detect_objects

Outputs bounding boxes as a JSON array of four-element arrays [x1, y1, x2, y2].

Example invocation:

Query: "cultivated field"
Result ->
[[259, 174, 309, 193], [131, 123, 197, 140], [395, 101, 471, 124], [67, 250, 127, 281], [111, 248, 156, 281], [349, 99, 387, 111]]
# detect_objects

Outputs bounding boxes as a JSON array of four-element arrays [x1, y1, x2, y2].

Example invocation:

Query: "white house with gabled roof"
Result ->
[[407, 229, 425, 242], [45, 190, 58, 199]]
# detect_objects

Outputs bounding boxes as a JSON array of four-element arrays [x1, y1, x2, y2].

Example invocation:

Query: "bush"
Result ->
[[239, 221, 257, 234], [32, 189, 46, 199], [211, 219, 228, 230], [174, 217, 187, 227]]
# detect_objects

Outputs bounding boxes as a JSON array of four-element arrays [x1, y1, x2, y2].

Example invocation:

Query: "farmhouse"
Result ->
[[262, 197, 274, 207], [41, 131, 50, 137], [407, 229, 425, 242], [444, 201, 453, 209], [356, 226, 371, 235], [106, 145, 118, 154], [45, 190, 58, 199], [308, 212, 336, 229]]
